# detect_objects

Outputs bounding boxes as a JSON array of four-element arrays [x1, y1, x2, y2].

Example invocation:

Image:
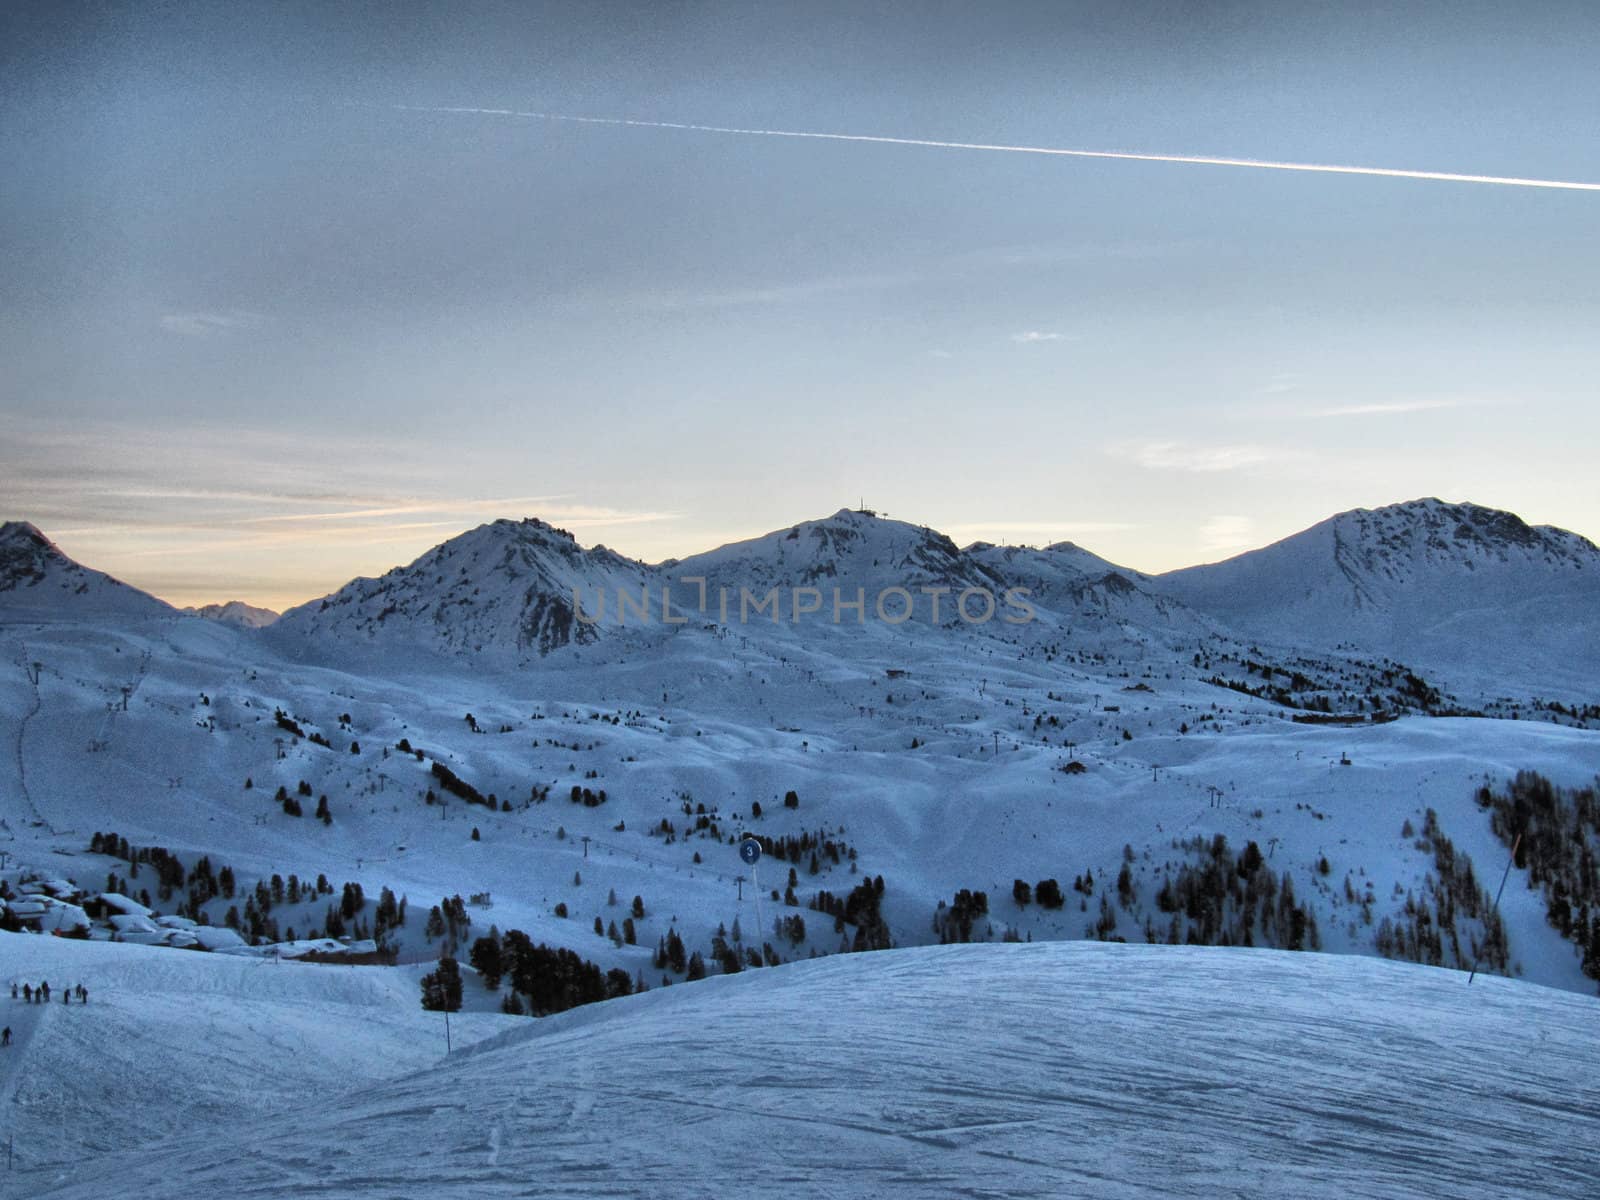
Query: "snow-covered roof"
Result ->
[[189, 926, 247, 951], [95, 893, 154, 917], [39, 902, 91, 933], [114, 930, 171, 946], [109, 913, 162, 935]]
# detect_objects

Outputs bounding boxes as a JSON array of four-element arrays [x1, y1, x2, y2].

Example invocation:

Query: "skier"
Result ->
[[1, 1026, 9, 1047], [21, 984, 30, 1003], [9, 983, 15, 999]]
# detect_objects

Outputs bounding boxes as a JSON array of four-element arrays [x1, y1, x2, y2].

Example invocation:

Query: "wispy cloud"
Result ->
[[242, 496, 571, 524], [1237, 391, 1494, 422], [1109, 440, 1296, 473], [159, 310, 263, 337], [0, 419, 678, 607], [1303, 397, 1471, 418], [604, 238, 1188, 316], [548, 506, 679, 529], [945, 520, 1140, 539], [611, 270, 915, 313], [1011, 330, 1064, 344], [1253, 373, 1305, 396]]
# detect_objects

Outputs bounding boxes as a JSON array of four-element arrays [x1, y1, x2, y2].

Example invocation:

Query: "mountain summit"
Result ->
[[273, 517, 652, 656]]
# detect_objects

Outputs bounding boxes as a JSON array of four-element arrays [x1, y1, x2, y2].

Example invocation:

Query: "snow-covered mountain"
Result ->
[[273, 518, 652, 656], [1153, 499, 1600, 688], [270, 508, 1208, 661], [185, 600, 278, 628], [967, 539, 1214, 636], [0, 521, 174, 620], [667, 508, 1007, 616]]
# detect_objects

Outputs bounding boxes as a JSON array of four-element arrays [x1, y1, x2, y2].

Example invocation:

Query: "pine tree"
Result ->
[[420, 956, 463, 1012], [470, 932, 504, 989], [666, 928, 686, 974]]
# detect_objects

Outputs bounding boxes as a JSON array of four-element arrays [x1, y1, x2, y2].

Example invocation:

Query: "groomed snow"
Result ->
[[0, 931, 507, 1174], [13, 942, 1599, 1198]]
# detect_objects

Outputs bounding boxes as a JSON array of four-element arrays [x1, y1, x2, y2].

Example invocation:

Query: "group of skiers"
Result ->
[[2, 980, 93, 1048], [8, 981, 88, 1005]]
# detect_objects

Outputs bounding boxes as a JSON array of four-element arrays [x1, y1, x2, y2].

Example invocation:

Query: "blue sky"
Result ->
[[3, 2, 1598, 608]]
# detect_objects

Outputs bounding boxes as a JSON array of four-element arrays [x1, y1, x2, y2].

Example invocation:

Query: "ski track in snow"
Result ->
[[6, 642, 48, 835]]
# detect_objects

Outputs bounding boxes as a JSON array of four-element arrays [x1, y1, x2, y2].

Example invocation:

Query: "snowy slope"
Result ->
[[18, 943, 1600, 1199], [3, 595, 1597, 999], [0, 931, 509, 1174], [0, 522, 175, 622], [1154, 499, 1600, 690]]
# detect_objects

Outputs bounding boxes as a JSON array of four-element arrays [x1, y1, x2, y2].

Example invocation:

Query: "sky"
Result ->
[[3, 1, 1598, 610]]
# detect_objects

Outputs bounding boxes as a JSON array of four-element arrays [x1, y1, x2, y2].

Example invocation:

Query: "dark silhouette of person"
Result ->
[[21, 984, 30, 1003], [2, 1026, 10, 1047]]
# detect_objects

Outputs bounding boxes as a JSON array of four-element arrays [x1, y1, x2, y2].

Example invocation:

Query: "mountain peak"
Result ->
[[0, 521, 174, 617], [275, 515, 651, 657], [186, 600, 279, 628], [1, 519, 52, 550], [1331, 498, 1597, 562], [1155, 497, 1600, 683]]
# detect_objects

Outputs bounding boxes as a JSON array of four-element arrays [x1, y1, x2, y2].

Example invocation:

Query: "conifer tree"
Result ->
[[420, 956, 463, 1012]]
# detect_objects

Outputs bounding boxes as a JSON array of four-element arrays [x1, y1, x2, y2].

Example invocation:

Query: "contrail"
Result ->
[[392, 104, 1600, 194]]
